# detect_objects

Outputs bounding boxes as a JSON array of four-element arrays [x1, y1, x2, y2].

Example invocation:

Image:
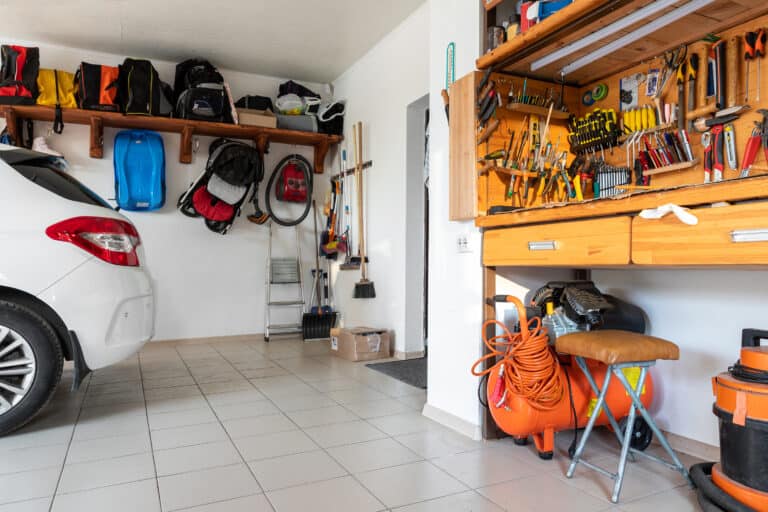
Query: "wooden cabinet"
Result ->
[[483, 217, 631, 267], [448, 73, 478, 221], [632, 201, 768, 265]]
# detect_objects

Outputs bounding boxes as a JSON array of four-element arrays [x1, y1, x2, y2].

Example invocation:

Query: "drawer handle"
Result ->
[[528, 240, 557, 251], [731, 229, 768, 243]]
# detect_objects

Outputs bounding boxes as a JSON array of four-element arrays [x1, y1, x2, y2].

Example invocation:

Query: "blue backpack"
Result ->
[[114, 130, 165, 211]]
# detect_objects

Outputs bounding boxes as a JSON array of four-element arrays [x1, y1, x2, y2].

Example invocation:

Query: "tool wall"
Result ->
[[460, 13, 768, 220]]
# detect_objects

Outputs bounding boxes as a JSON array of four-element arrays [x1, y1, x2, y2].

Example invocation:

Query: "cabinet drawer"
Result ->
[[632, 202, 768, 265], [483, 217, 631, 266]]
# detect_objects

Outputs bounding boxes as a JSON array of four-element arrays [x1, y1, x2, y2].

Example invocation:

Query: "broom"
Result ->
[[352, 122, 375, 299]]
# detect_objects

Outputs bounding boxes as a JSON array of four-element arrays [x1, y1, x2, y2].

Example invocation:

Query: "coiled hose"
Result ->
[[471, 296, 564, 410], [690, 462, 757, 512]]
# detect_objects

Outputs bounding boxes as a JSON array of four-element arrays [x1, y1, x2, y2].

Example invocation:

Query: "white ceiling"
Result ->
[[0, 0, 425, 83]]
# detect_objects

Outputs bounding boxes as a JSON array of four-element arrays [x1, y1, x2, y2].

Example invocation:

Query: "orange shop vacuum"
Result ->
[[472, 282, 654, 460], [691, 329, 768, 512]]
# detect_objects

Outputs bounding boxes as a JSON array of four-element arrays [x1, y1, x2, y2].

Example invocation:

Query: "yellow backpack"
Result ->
[[36, 69, 77, 133]]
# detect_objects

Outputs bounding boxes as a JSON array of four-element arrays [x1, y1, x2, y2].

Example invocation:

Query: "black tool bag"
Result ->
[[235, 95, 273, 112], [117, 58, 173, 116], [173, 58, 232, 122], [75, 62, 120, 112], [0, 45, 39, 105]]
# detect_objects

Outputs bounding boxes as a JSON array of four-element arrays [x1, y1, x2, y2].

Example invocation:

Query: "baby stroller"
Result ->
[[177, 138, 264, 234]]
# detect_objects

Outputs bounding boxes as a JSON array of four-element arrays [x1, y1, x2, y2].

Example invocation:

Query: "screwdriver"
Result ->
[[745, 31, 757, 102], [757, 28, 766, 101]]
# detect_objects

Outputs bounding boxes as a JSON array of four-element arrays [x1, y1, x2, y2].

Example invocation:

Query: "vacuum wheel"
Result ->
[[620, 417, 653, 451]]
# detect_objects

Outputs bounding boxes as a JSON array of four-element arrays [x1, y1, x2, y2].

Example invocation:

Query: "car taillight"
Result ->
[[46, 216, 141, 267]]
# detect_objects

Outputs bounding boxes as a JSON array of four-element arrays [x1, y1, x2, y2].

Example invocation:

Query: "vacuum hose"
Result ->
[[471, 296, 564, 410], [690, 462, 757, 512]]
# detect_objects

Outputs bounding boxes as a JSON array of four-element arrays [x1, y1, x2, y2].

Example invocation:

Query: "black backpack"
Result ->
[[0, 45, 39, 105], [174, 58, 232, 123], [117, 58, 173, 116]]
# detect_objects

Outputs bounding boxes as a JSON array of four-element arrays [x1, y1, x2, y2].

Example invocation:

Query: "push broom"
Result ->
[[352, 122, 375, 299]]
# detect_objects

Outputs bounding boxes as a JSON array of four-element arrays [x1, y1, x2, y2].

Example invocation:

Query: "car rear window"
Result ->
[[9, 157, 112, 209]]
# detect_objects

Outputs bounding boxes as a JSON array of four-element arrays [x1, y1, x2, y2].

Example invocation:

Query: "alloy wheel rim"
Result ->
[[0, 325, 36, 415]]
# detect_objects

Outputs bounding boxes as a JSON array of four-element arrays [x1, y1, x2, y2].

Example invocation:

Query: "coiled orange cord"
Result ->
[[471, 296, 564, 410]]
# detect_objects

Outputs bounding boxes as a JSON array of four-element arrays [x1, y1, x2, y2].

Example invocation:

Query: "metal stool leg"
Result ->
[[614, 367, 692, 485], [574, 357, 634, 457], [567, 366, 613, 478], [610, 365, 647, 503]]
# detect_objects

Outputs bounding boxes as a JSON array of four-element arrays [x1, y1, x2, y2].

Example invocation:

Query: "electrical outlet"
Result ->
[[456, 235, 472, 253]]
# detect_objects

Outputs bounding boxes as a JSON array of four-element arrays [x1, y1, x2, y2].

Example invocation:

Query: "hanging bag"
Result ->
[[37, 69, 77, 134], [75, 62, 120, 112], [0, 45, 39, 105]]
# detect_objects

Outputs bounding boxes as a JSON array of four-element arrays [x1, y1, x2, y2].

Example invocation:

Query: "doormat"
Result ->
[[366, 357, 426, 389]]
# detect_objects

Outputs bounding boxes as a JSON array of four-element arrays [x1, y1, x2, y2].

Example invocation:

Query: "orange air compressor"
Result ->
[[474, 292, 654, 460]]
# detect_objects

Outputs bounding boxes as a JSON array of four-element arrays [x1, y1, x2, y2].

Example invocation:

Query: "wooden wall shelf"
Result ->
[[505, 103, 571, 119], [0, 105, 342, 172], [477, 0, 768, 85], [476, 175, 768, 229]]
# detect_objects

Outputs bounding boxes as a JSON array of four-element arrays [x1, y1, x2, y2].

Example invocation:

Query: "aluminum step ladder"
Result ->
[[264, 222, 305, 342]]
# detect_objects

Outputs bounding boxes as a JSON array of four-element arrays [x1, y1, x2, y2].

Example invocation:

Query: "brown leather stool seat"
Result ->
[[555, 330, 679, 364]]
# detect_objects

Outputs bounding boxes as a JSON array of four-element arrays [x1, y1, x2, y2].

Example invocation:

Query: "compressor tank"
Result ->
[[487, 356, 654, 458]]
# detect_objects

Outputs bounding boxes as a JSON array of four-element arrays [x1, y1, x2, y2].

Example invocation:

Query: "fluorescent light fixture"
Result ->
[[558, 0, 716, 77], [530, 0, 680, 72], [731, 229, 768, 243]]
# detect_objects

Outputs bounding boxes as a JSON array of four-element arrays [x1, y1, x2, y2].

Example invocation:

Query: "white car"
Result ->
[[0, 144, 154, 435]]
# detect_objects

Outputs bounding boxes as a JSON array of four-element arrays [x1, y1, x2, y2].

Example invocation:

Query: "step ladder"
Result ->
[[264, 222, 306, 342]]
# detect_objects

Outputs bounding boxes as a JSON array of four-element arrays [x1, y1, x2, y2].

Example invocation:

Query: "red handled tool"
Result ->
[[739, 127, 762, 178]]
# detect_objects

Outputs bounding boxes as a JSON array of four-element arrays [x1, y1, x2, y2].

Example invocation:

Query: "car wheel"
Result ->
[[0, 300, 63, 436]]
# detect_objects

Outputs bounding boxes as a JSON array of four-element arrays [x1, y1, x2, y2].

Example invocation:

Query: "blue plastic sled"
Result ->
[[114, 129, 166, 211]]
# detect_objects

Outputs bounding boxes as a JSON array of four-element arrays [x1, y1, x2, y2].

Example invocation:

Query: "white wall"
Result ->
[[329, 4, 430, 357], [1, 39, 331, 341], [424, 0, 485, 432], [591, 269, 768, 447]]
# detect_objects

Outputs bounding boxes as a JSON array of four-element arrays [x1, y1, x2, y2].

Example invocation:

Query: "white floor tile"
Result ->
[[158, 464, 261, 511], [0, 443, 68, 474], [234, 430, 318, 461], [248, 450, 347, 491], [266, 476, 382, 512], [619, 485, 698, 512], [174, 494, 273, 512], [52, 479, 160, 512], [391, 490, 504, 511], [431, 445, 541, 488], [367, 412, 442, 437], [199, 380, 255, 395], [58, 452, 155, 493], [149, 407, 217, 431], [0, 497, 51, 512], [325, 387, 388, 404], [478, 473, 612, 512], [269, 392, 337, 412], [343, 399, 413, 419], [285, 405, 358, 428], [222, 414, 296, 439], [66, 433, 151, 464], [395, 430, 481, 459], [205, 390, 266, 406], [303, 420, 387, 448], [151, 422, 229, 451], [327, 438, 422, 473], [211, 400, 280, 421], [154, 440, 242, 476], [0, 467, 60, 505], [356, 461, 468, 508]]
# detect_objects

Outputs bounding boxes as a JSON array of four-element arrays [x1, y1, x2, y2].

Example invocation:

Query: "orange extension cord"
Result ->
[[471, 296, 564, 410]]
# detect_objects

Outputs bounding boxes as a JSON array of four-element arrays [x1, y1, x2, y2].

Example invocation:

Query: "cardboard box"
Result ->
[[236, 108, 277, 128], [330, 327, 391, 362]]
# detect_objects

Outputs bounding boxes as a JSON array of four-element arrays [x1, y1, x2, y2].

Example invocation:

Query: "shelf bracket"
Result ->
[[255, 134, 270, 156], [314, 140, 330, 174], [180, 126, 195, 164], [89, 117, 104, 159], [4, 108, 19, 145]]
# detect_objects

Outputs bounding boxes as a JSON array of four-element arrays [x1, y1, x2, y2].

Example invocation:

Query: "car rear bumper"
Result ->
[[38, 259, 155, 370]]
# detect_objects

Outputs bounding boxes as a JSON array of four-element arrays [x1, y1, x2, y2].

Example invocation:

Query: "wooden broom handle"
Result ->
[[354, 122, 367, 279]]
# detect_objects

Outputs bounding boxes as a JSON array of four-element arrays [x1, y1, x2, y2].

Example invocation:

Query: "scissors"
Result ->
[[656, 45, 688, 98]]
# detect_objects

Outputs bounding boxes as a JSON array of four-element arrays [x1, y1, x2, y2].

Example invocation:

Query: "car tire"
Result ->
[[0, 300, 63, 436]]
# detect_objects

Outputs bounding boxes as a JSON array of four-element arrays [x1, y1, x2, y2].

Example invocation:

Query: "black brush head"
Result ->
[[353, 280, 376, 299]]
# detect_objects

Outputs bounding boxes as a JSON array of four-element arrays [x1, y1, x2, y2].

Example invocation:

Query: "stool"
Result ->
[[555, 330, 692, 503]]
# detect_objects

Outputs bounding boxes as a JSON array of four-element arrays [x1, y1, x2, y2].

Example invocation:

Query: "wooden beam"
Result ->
[[179, 126, 194, 164], [314, 139, 330, 174]]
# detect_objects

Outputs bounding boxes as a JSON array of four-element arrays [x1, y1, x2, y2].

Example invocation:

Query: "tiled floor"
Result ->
[[0, 336, 700, 511]]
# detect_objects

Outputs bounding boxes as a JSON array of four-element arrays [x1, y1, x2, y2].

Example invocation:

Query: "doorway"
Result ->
[[404, 94, 430, 359]]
